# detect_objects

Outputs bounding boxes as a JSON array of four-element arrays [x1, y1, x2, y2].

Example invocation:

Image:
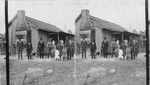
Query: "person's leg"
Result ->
[[27, 52, 29, 59], [132, 51, 135, 60], [18, 51, 20, 60], [131, 50, 133, 60], [59, 52, 61, 60], [85, 50, 86, 59], [21, 50, 23, 59], [103, 53, 105, 58], [91, 51, 93, 59], [94, 51, 96, 59], [67, 51, 69, 60], [82, 50, 84, 59], [68, 52, 70, 60], [42, 50, 44, 58], [106, 49, 108, 58], [40, 50, 42, 59], [30, 51, 32, 59], [47, 49, 49, 58]]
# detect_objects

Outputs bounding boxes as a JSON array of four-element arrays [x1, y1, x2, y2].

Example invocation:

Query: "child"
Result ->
[[62, 46, 67, 60], [54, 48, 60, 60], [118, 48, 124, 60], [114, 47, 119, 59], [126, 45, 131, 60]]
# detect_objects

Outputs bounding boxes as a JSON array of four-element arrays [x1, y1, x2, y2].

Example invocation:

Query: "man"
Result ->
[[65, 37, 70, 60], [128, 36, 133, 60], [110, 38, 117, 58], [26, 40, 33, 60], [124, 39, 128, 46], [57, 40, 64, 60], [89, 40, 97, 59], [132, 38, 139, 60], [81, 37, 87, 59], [38, 38, 45, 59], [69, 39, 74, 59], [47, 38, 53, 58], [17, 38, 24, 60], [121, 41, 127, 60], [135, 39, 139, 58], [101, 37, 109, 58]]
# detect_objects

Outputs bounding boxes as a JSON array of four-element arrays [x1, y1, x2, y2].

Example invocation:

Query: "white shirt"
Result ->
[[55, 50, 60, 59]]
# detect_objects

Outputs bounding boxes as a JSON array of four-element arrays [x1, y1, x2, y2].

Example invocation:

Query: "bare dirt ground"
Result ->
[[75, 54, 146, 85], [0, 53, 147, 85]]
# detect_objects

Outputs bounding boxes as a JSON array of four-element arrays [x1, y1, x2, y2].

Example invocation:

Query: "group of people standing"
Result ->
[[80, 38, 97, 59], [80, 36, 139, 60], [44, 37, 74, 60], [16, 37, 74, 61], [101, 37, 139, 60], [17, 38, 33, 60]]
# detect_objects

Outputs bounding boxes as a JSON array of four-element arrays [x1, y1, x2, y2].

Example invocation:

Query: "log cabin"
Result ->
[[8, 10, 74, 54], [75, 9, 140, 54]]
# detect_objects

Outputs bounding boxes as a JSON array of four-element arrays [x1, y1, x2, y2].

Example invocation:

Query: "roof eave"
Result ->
[[75, 13, 82, 23], [8, 14, 17, 26]]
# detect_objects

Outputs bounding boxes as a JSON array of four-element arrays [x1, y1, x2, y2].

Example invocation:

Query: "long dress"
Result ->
[[118, 49, 123, 59]]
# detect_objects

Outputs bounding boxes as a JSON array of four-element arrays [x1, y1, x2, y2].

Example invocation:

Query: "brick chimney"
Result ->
[[16, 10, 28, 31], [81, 9, 92, 30]]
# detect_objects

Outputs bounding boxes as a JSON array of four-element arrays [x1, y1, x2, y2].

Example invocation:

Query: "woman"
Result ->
[[101, 37, 109, 58]]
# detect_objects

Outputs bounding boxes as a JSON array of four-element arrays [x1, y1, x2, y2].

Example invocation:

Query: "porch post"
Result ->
[[58, 33, 60, 43], [122, 32, 124, 42]]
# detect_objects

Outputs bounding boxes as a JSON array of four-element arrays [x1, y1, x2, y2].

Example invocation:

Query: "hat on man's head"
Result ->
[[40, 37, 43, 40]]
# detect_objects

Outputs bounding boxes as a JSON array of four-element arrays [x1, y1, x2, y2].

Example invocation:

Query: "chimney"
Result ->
[[81, 9, 92, 30], [16, 10, 29, 31], [81, 9, 89, 19]]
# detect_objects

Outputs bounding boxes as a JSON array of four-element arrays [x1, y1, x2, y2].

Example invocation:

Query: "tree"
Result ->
[[139, 30, 145, 36], [132, 29, 137, 34], [67, 30, 72, 34]]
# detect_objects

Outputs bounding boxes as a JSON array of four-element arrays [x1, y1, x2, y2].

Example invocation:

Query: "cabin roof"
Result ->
[[25, 16, 63, 33], [89, 15, 128, 32]]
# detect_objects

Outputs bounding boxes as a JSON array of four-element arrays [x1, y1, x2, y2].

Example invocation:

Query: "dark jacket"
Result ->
[[26, 42, 33, 52], [17, 41, 24, 51], [81, 40, 87, 50], [38, 41, 45, 51], [69, 41, 74, 53], [89, 42, 97, 51], [101, 40, 109, 53]]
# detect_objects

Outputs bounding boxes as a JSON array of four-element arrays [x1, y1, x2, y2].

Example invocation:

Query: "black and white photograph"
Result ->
[[0, 0, 148, 85]]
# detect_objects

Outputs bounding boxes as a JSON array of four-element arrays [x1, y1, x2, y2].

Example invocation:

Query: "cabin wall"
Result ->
[[95, 27, 103, 52], [9, 18, 18, 47], [102, 29, 114, 46], [30, 26, 38, 53], [38, 30, 50, 53], [75, 17, 82, 44]]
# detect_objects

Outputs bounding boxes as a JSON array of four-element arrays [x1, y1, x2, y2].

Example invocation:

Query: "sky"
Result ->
[[0, 0, 147, 34]]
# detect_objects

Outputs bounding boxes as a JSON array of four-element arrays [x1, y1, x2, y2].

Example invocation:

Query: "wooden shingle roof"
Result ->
[[25, 16, 63, 32], [90, 16, 128, 32]]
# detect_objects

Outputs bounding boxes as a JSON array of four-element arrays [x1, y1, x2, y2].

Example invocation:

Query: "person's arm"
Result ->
[[47, 42, 49, 47], [43, 42, 45, 48], [110, 42, 112, 47], [31, 44, 33, 50], [86, 41, 88, 48], [101, 41, 104, 48], [107, 41, 109, 48], [16, 42, 18, 49], [37, 42, 40, 49]]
